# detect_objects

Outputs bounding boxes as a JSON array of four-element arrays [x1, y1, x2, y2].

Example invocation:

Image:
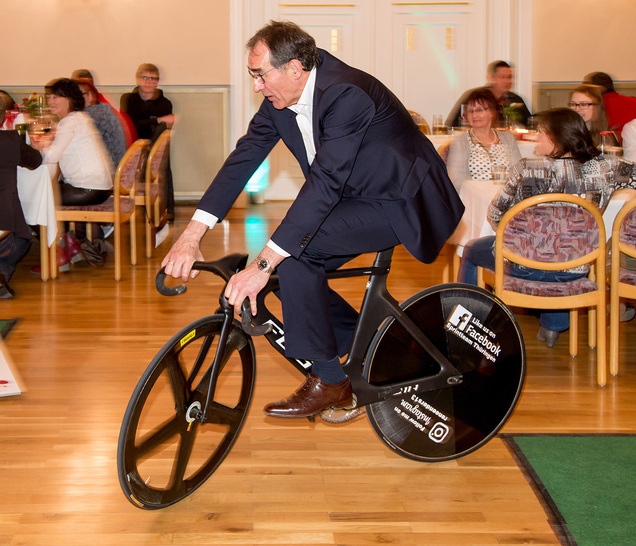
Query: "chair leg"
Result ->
[[477, 267, 485, 289], [114, 222, 121, 281], [569, 309, 578, 357], [39, 226, 49, 281], [588, 307, 597, 349], [609, 285, 620, 377], [453, 252, 460, 283], [50, 239, 57, 280], [596, 300, 607, 387], [130, 213, 137, 266], [145, 214, 153, 259]]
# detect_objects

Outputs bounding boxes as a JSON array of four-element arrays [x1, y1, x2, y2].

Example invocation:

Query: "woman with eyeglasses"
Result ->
[[446, 87, 521, 191], [568, 84, 609, 149]]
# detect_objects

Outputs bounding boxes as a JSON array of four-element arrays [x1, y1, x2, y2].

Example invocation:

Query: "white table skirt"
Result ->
[[17, 163, 58, 247]]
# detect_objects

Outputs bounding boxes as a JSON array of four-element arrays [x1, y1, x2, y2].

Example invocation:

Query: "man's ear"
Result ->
[[288, 59, 305, 79]]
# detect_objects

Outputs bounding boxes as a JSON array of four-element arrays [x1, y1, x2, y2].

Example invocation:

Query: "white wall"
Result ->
[[533, 0, 636, 83], [0, 0, 230, 86]]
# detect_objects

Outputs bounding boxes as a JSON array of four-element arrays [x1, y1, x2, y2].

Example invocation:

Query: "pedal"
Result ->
[[320, 395, 365, 423]]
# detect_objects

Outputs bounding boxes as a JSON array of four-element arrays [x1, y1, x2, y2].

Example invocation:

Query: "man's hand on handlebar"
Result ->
[[225, 247, 285, 316], [225, 263, 270, 317], [162, 220, 208, 281]]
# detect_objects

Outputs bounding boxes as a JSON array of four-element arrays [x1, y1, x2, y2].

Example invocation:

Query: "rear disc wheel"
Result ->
[[364, 284, 525, 462]]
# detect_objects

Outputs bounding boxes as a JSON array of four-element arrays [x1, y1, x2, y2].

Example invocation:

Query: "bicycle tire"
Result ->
[[364, 283, 525, 462], [117, 315, 255, 509]]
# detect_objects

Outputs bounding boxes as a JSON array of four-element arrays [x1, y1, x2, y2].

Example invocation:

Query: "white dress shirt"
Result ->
[[193, 68, 318, 258]]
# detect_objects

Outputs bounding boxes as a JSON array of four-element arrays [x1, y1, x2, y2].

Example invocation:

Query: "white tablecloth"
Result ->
[[17, 163, 58, 247], [450, 181, 636, 257], [602, 189, 636, 236], [450, 180, 500, 255]]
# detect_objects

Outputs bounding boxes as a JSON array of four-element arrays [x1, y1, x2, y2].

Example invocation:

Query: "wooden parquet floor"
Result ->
[[1, 202, 635, 545]]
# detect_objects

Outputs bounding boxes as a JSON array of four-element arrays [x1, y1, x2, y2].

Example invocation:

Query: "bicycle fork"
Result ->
[[185, 302, 236, 429]]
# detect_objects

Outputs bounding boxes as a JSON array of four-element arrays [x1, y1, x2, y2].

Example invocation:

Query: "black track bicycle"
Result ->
[[117, 248, 525, 509]]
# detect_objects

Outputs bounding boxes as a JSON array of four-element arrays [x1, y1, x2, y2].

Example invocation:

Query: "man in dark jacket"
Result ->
[[163, 21, 464, 417], [0, 131, 42, 298], [446, 60, 532, 128]]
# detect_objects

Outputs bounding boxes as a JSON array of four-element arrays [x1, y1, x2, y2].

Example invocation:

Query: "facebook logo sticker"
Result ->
[[447, 304, 473, 331]]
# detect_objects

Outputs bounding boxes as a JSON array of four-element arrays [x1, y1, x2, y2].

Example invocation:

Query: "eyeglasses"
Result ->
[[247, 66, 276, 84], [466, 106, 490, 115], [140, 76, 159, 81], [568, 101, 596, 111]]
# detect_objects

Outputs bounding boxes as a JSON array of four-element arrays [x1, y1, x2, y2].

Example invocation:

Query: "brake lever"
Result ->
[[218, 294, 272, 336]]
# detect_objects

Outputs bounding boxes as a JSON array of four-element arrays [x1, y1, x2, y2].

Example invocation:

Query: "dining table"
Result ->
[[10, 113, 59, 280], [16, 163, 58, 280]]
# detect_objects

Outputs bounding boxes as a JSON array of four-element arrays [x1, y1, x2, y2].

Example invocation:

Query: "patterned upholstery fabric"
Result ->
[[60, 196, 135, 214], [494, 203, 600, 297], [119, 146, 145, 193], [502, 276, 598, 296], [503, 204, 599, 262], [150, 137, 168, 175], [134, 181, 159, 200]]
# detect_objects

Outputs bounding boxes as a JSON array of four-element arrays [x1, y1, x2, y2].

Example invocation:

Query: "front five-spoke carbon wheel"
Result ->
[[117, 315, 255, 509]]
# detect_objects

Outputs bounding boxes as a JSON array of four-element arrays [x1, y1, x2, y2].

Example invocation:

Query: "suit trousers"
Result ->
[[275, 198, 400, 361]]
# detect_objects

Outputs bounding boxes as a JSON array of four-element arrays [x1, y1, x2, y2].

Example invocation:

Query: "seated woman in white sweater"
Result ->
[[31, 78, 113, 267], [34, 78, 113, 203], [446, 87, 521, 192]]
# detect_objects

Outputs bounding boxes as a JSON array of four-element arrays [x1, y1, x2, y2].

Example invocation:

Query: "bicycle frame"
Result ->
[[156, 248, 464, 418], [250, 248, 464, 409]]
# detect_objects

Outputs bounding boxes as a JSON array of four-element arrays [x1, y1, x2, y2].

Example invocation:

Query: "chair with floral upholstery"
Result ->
[[136, 130, 170, 258], [53, 138, 149, 281], [609, 196, 636, 377], [479, 193, 607, 386]]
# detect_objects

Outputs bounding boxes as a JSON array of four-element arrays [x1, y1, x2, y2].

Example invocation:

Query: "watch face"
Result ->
[[258, 258, 269, 271]]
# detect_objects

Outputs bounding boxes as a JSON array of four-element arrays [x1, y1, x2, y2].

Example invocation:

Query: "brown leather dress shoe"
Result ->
[[263, 374, 353, 418]]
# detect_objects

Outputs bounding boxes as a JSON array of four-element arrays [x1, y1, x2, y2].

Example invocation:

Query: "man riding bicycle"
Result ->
[[162, 20, 464, 419]]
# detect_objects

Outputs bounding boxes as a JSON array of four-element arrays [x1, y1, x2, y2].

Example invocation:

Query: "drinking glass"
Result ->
[[491, 164, 508, 184], [432, 115, 447, 135]]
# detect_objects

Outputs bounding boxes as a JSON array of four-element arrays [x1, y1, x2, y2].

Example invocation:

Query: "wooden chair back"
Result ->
[[483, 193, 607, 385], [609, 196, 636, 376]]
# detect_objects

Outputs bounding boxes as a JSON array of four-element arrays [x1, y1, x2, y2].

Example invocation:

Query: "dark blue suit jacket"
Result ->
[[198, 50, 464, 263], [0, 131, 42, 239]]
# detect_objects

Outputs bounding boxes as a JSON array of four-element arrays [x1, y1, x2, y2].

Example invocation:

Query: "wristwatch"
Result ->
[[255, 255, 275, 274]]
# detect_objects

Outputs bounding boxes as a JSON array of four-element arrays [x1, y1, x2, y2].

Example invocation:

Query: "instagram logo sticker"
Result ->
[[428, 422, 451, 444]]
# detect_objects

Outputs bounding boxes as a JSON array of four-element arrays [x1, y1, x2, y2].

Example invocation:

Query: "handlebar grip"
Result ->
[[155, 267, 188, 296]]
